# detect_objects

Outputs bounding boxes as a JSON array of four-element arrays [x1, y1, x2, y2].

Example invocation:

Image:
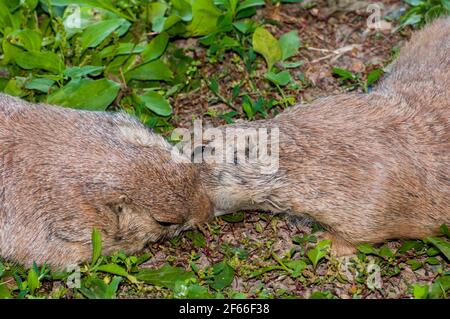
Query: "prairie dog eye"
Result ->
[[156, 220, 179, 227], [153, 217, 183, 227]]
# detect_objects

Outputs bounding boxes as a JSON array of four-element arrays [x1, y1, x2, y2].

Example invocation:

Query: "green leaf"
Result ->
[[6, 28, 42, 51], [307, 240, 331, 268], [173, 282, 213, 299], [91, 228, 102, 265], [126, 60, 173, 82], [97, 264, 129, 277], [184, 0, 221, 36], [398, 240, 424, 253], [406, 259, 423, 271], [412, 283, 429, 299], [25, 78, 55, 93], [332, 67, 356, 80], [278, 30, 300, 61], [99, 43, 145, 59], [80, 19, 130, 52], [237, 0, 265, 13], [79, 276, 122, 299], [64, 66, 105, 79], [440, 224, 450, 238], [185, 231, 206, 248], [15, 51, 64, 74], [220, 212, 244, 223], [27, 268, 40, 294], [264, 70, 291, 86], [429, 275, 450, 299], [135, 265, 196, 289], [48, 78, 120, 111], [172, 0, 192, 21], [142, 33, 169, 63], [425, 257, 440, 265], [210, 261, 234, 291], [140, 91, 172, 116], [286, 259, 307, 277], [379, 245, 394, 258], [252, 27, 282, 70], [426, 237, 450, 261], [366, 69, 384, 86], [0, 283, 10, 299], [357, 243, 378, 255]]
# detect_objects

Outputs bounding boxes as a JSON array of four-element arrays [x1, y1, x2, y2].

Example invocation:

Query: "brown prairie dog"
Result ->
[[0, 95, 212, 268], [198, 17, 450, 255]]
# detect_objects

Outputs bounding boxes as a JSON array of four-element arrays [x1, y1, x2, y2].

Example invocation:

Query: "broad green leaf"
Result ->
[[286, 259, 307, 277], [99, 43, 145, 59], [142, 33, 169, 63], [172, 0, 192, 21], [4, 77, 27, 97], [91, 228, 102, 265], [15, 51, 64, 74], [64, 65, 105, 79], [185, 230, 206, 248], [429, 275, 450, 299], [237, 0, 265, 13], [6, 28, 42, 51], [184, 0, 221, 36], [264, 70, 291, 86], [378, 245, 394, 258], [173, 282, 213, 299], [307, 240, 331, 268], [412, 283, 429, 299], [25, 78, 55, 93], [27, 268, 40, 294], [97, 264, 129, 277], [220, 212, 244, 223], [406, 259, 423, 271], [140, 91, 172, 116], [48, 78, 120, 111], [357, 243, 378, 255], [80, 19, 130, 52], [398, 240, 424, 253], [426, 237, 450, 261], [135, 265, 196, 289], [252, 27, 282, 70], [278, 30, 300, 61], [0, 283, 10, 299], [210, 261, 234, 290], [233, 20, 257, 34], [126, 60, 173, 82]]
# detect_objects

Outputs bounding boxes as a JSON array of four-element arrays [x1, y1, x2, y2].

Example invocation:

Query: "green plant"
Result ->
[[399, 0, 450, 29]]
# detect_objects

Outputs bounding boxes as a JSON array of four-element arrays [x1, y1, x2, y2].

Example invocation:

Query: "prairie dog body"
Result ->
[[200, 18, 450, 254], [0, 96, 212, 267]]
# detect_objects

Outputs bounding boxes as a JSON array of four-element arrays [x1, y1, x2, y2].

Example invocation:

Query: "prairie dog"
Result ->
[[0, 95, 212, 267], [199, 17, 450, 255]]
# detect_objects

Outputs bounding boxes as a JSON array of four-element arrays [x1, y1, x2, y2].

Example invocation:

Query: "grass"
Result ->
[[0, 0, 449, 299]]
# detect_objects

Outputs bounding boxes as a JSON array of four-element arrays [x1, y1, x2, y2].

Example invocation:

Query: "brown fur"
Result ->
[[0, 97, 212, 268], [200, 17, 450, 255]]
